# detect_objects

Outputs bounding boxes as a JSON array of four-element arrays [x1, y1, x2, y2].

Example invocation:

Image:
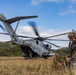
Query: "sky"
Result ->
[[0, 0, 76, 49]]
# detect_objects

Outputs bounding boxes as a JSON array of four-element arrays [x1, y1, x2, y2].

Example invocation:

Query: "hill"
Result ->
[[0, 41, 23, 56]]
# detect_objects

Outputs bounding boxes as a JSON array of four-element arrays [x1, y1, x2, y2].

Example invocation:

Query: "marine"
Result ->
[[66, 32, 76, 67]]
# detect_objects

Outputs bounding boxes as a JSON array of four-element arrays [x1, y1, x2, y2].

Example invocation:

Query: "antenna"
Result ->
[[72, 29, 74, 32]]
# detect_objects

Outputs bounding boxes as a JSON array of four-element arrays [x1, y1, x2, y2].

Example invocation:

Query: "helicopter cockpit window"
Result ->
[[45, 44, 49, 48], [45, 44, 52, 51], [36, 40, 38, 44]]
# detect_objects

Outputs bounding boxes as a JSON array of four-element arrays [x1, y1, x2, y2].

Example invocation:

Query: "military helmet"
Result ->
[[68, 32, 76, 38]]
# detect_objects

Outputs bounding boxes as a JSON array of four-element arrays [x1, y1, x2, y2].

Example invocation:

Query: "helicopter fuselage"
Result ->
[[13, 39, 53, 58]]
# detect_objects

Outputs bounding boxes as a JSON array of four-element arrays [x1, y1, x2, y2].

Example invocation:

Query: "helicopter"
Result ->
[[0, 14, 74, 59]]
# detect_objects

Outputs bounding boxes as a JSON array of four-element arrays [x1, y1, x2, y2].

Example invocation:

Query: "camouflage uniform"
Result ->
[[67, 32, 76, 67], [67, 43, 76, 57]]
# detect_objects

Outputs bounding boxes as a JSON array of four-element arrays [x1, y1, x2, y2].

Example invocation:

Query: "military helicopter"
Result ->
[[0, 14, 72, 59]]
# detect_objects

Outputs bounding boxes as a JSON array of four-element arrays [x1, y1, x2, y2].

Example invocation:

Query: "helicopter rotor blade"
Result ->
[[28, 22, 40, 36], [0, 32, 68, 41], [44, 41, 60, 48], [44, 31, 76, 38], [5, 15, 38, 24], [0, 32, 34, 38], [0, 24, 6, 32], [46, 38, 69, 41], [0, 32, 8, 35], [17, 35, 34, 38]]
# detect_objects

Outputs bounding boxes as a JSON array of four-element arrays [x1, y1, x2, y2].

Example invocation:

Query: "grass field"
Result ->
[[0, 57, 75, 75]]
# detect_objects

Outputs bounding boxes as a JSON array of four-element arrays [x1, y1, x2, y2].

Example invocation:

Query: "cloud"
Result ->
[[31, 0, 63, 5], [60, 8, 76, 16], [0, 35, 10, 42], [31, 0, 76, 16], [17, 26, 37, 37], [31, 0, 76, 5], [70, 0, 76, 4], [60, 4, 76, 16]]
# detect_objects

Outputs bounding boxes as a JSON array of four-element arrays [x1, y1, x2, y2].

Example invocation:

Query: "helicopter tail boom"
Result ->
[[0, 14, 20, 42]]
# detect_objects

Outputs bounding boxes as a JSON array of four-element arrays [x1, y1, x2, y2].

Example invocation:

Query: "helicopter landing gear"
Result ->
[[29, 49, 32, 59]]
